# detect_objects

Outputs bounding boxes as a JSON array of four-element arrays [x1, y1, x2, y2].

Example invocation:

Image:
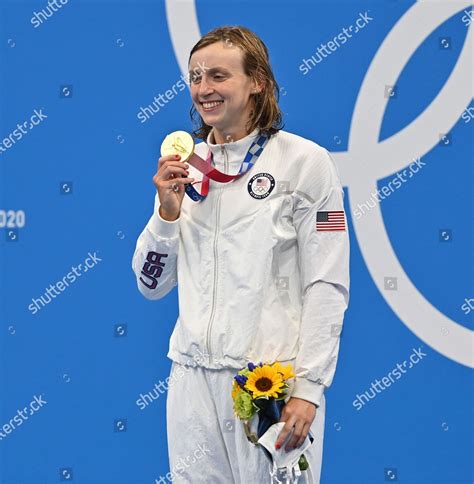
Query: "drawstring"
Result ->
[[269, 461, 283, 483], [268, 461, 302, 484]]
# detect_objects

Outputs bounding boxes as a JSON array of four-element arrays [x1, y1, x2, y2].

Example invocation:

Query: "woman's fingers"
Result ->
[[160, 164, 190, 180], [288, 421, 309, 451], [275, 417, 296, 450], [157, 154, 187, 173], [166, 176, 195, 188]]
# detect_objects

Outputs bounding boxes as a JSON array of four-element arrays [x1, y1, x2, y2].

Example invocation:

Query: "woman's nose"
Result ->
[[199, 77, 213, 96]]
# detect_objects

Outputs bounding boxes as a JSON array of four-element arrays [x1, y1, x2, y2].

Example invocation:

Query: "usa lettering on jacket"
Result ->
[[140, 251, 168, 289]]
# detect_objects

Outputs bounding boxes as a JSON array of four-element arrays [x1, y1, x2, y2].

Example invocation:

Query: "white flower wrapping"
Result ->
[[258, 422, 315, 483]]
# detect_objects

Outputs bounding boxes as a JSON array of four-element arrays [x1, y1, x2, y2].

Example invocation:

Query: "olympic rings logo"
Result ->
[[166, 0, 474, 368]]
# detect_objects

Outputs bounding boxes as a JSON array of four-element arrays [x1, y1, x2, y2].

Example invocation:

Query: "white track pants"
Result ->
[[166, 361, 326, 483]]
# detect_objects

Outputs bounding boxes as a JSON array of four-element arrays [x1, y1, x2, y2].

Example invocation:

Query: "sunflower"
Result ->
[[245, 364, 285, 398], [232, 380, 242, 400], [272, 362, 296, 381]]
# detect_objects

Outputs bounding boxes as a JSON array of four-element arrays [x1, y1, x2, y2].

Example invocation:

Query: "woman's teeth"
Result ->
[[202, 101, 224, 111]]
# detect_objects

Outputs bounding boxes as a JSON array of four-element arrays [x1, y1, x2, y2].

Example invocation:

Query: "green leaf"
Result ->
[[298, 454, 309, 471]]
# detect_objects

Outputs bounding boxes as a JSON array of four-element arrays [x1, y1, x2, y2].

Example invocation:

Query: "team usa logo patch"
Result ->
[[247, 173, 275, 199], [140, 251, 168, 289], [316, 210, 346, 231]]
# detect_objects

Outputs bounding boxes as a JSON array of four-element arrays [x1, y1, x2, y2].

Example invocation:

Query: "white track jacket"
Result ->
[[132, 128, 350, 407]]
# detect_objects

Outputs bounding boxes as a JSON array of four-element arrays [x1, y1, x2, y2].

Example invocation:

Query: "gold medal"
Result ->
[[160, 131, 195, 162]]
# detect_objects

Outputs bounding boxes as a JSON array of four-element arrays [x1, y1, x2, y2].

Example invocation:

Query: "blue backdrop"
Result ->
[[1, 0, 473, 483]]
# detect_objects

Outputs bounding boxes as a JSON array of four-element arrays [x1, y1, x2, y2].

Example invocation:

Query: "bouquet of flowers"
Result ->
[[231, 361, 310, 472]]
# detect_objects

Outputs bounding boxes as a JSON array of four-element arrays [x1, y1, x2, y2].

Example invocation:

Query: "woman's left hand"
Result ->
[[275, 397, 316, 451]]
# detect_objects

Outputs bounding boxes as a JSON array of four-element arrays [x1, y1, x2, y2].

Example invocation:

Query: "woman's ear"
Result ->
[[252, 77, 265, 94], [249, 68, 263, 94]]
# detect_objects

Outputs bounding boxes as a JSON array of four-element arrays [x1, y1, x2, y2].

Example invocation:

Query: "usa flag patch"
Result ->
[[316, 210, 346, 231]]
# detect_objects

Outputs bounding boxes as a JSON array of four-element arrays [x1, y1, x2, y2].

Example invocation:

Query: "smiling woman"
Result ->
[[187, 26, 283, 143], [132, 25, 350, 484]]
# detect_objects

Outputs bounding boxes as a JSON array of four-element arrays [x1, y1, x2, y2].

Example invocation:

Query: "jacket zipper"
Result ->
[[205, 145, 227, 363]]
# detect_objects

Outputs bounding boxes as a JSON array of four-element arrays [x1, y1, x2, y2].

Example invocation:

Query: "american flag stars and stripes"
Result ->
[[316, 210, 346, 231]]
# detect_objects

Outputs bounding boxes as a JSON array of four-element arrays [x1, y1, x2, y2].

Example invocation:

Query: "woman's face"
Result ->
[[189, 41, 259, 142]]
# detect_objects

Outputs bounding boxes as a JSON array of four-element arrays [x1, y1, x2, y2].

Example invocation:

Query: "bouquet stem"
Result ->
[[243, 420, 260, 445]]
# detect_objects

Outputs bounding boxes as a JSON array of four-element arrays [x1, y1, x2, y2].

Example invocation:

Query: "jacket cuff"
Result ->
[[291, 377, 326, 408], [147, 209, 180, 239]]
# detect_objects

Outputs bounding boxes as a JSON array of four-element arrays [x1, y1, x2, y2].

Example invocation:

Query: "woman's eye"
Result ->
[[190, 73, 224, 83]]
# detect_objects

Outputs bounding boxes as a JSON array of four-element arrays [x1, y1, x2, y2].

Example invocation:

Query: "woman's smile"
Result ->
[[201, 100, 224, 112]]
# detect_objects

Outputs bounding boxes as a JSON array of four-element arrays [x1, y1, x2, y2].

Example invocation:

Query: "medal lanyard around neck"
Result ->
[[184, 134, 269, 202]]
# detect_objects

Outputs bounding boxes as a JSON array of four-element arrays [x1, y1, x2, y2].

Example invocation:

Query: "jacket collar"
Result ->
[[206, 127, 261, 164]]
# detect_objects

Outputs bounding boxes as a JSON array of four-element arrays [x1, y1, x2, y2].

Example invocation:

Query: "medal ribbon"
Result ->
[[184, 134, 269, 202]]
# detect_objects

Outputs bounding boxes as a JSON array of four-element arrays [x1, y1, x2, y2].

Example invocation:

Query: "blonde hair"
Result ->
[[188, 25, 284, 140]]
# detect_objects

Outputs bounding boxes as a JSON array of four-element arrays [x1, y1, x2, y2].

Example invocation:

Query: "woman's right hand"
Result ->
[[153, 154, 195, 221]]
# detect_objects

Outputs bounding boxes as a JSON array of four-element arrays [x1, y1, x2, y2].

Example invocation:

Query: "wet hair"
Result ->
[[188, 25, 284, 140]]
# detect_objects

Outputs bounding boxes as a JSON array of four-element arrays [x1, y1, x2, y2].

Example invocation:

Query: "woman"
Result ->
[[132, 25, 350, 483]]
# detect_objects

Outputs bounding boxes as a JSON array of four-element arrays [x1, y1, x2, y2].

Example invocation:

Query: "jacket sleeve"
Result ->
[[290, 148, 350, 408], [131, 192, 180, 300]]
